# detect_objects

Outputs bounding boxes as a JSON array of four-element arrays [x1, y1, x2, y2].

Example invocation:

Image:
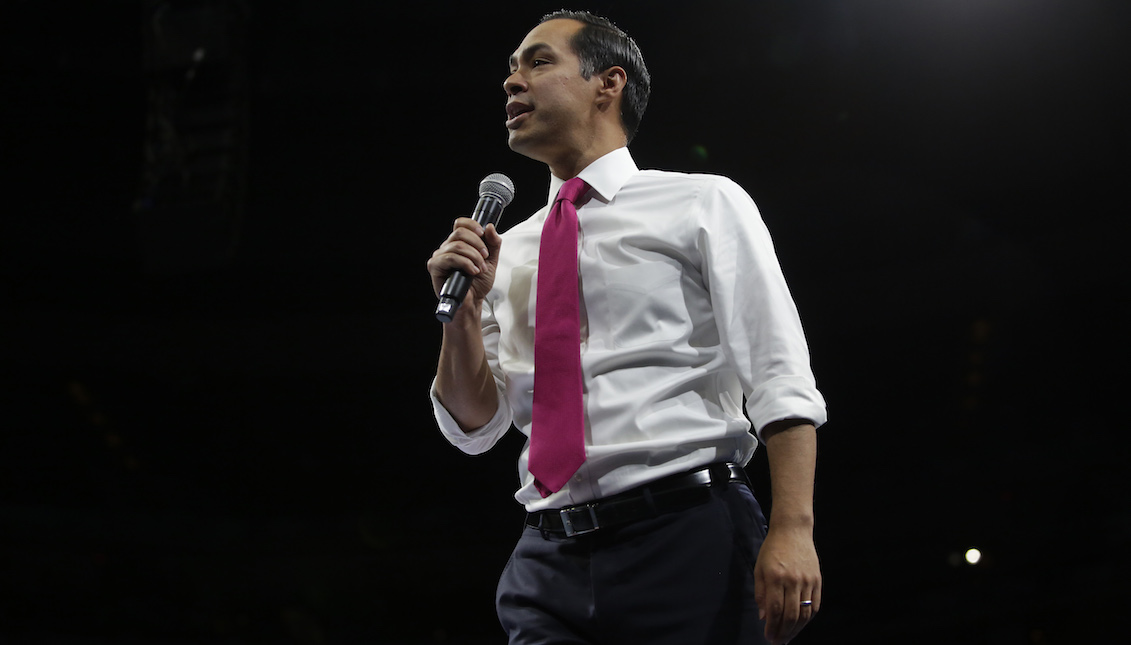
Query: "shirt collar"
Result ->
[[546, 147, 638, 206]]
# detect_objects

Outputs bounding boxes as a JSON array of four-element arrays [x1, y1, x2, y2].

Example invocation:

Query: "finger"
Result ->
[[444, 219, 489, 261], [452, 216, 485, 235], [779, 586, 802, 644], [754, 565, 785, 642], [483, 224, 502, 261], [786, 581, 821, 643], [444, 228, 496, 262], [430, 247, 485, 277], [767, 573, 809, 645], [798, 595, 814, 622], [427, 247, 485, 295], [483, 222, 502, 246], [753, 565, 767, 622], [762, 587, 786, 644], [446, 227, 491, 259], [789, 600, 813, 643]]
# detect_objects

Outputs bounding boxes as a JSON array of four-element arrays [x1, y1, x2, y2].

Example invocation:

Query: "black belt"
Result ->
[[525, 463, 748, 538]]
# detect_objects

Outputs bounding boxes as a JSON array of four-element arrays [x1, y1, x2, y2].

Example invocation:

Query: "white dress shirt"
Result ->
[[431, 147, 826, 512]]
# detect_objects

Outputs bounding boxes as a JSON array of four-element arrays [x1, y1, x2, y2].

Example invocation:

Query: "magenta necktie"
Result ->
[[529, 177, 590, 497]]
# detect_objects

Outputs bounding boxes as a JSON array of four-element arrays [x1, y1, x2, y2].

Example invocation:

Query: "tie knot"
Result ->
[[556, 177, 589, 206]]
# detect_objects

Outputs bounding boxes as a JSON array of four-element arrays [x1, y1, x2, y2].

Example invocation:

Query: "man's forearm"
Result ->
[[435, 305, 499, 432], [761, 420, 818, 531], [754, 419, 821, 644]]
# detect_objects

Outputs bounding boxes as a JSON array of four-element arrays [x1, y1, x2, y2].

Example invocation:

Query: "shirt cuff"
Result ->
[[429, 377, 511, 455], [745, 375, 828, 441]]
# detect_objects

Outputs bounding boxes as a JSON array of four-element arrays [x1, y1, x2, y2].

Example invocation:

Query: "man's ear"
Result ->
[[595, 65, 627, 107]]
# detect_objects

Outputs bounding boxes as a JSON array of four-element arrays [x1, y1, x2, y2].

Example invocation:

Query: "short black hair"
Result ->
[[539, 10, 651, 144]]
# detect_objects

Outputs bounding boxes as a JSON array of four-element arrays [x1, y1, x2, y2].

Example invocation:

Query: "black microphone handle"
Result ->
[[435, 195, 506, 323]]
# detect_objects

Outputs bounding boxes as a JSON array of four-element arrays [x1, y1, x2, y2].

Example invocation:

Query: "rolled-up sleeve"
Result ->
[[428, 300, 514, 454], [697, 178, 827, 439]]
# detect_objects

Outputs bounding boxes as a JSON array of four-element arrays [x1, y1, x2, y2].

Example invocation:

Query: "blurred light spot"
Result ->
[[965, 548, 982, 565], [692, 145, 709, 161]]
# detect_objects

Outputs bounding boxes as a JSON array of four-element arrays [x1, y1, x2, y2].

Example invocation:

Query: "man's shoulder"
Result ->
[[621, 169, 752, 212], [632, 168, 746, 194]]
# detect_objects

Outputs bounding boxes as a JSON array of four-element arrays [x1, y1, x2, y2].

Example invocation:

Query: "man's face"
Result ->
[[504, 19, 602, 163]]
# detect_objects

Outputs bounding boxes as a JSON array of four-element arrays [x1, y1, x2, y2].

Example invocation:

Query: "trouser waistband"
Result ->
[[525, 462, 749, 538]]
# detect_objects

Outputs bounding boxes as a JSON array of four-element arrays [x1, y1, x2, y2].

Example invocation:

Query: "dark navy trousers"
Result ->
[[496, 482, 771, 645]]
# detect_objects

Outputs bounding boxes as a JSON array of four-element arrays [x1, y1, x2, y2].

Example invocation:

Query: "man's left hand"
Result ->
[[753, 525, 822, 644]]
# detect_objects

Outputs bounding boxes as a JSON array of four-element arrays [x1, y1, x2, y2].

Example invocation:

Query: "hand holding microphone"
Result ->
[[430, 174, 515, 322]]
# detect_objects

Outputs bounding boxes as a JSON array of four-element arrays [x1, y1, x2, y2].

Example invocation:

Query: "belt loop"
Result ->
[[536, 514, 552, 541], [728, 462, 750, 488], [709, 463, 726, 488]]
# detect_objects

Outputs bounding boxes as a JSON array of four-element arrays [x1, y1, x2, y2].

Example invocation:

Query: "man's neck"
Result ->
[[548, 144, 623, 180], [544, 125, 627, 179]]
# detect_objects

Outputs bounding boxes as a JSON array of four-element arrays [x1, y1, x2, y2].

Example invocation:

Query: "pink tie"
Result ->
[[529, 177, 590, 497]]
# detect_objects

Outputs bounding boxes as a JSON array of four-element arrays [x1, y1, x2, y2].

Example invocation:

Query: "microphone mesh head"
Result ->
[[479, 173, 515, 207]]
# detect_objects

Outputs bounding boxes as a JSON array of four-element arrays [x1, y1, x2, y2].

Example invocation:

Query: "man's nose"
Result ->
[[504, 71, 526, 96]]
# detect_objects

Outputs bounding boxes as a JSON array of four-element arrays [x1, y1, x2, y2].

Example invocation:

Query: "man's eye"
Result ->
[[532, 59, 549, 67]]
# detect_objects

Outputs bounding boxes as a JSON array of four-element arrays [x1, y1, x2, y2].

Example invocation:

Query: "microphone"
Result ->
[[435, 173, 515, 323]]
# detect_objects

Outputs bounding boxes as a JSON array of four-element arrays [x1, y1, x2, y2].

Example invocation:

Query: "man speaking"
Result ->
[[426, 10, 827, 645]]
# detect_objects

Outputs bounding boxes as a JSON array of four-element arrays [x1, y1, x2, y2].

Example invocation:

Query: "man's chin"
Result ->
[[506, 131, 539, 158]]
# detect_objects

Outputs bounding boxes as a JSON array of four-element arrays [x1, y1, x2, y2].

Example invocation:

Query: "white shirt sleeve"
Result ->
[[697, 177, 827, 439]]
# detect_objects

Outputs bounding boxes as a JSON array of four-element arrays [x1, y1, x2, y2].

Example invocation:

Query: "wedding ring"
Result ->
[[800, 600, 814, 607]]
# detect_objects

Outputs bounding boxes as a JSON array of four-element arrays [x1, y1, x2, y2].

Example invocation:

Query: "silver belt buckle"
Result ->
[[560, 504, 600, 537]]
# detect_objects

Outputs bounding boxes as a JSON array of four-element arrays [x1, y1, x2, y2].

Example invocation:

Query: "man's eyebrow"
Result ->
[[508, 43, 553, 70]]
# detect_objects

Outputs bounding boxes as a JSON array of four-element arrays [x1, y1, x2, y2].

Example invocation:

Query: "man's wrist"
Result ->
[[767, 511, 815, 534], [444, 300, 482, 331]]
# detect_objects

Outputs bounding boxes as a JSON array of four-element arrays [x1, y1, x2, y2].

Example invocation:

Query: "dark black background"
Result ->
[[2, 1, 1128, 643]]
